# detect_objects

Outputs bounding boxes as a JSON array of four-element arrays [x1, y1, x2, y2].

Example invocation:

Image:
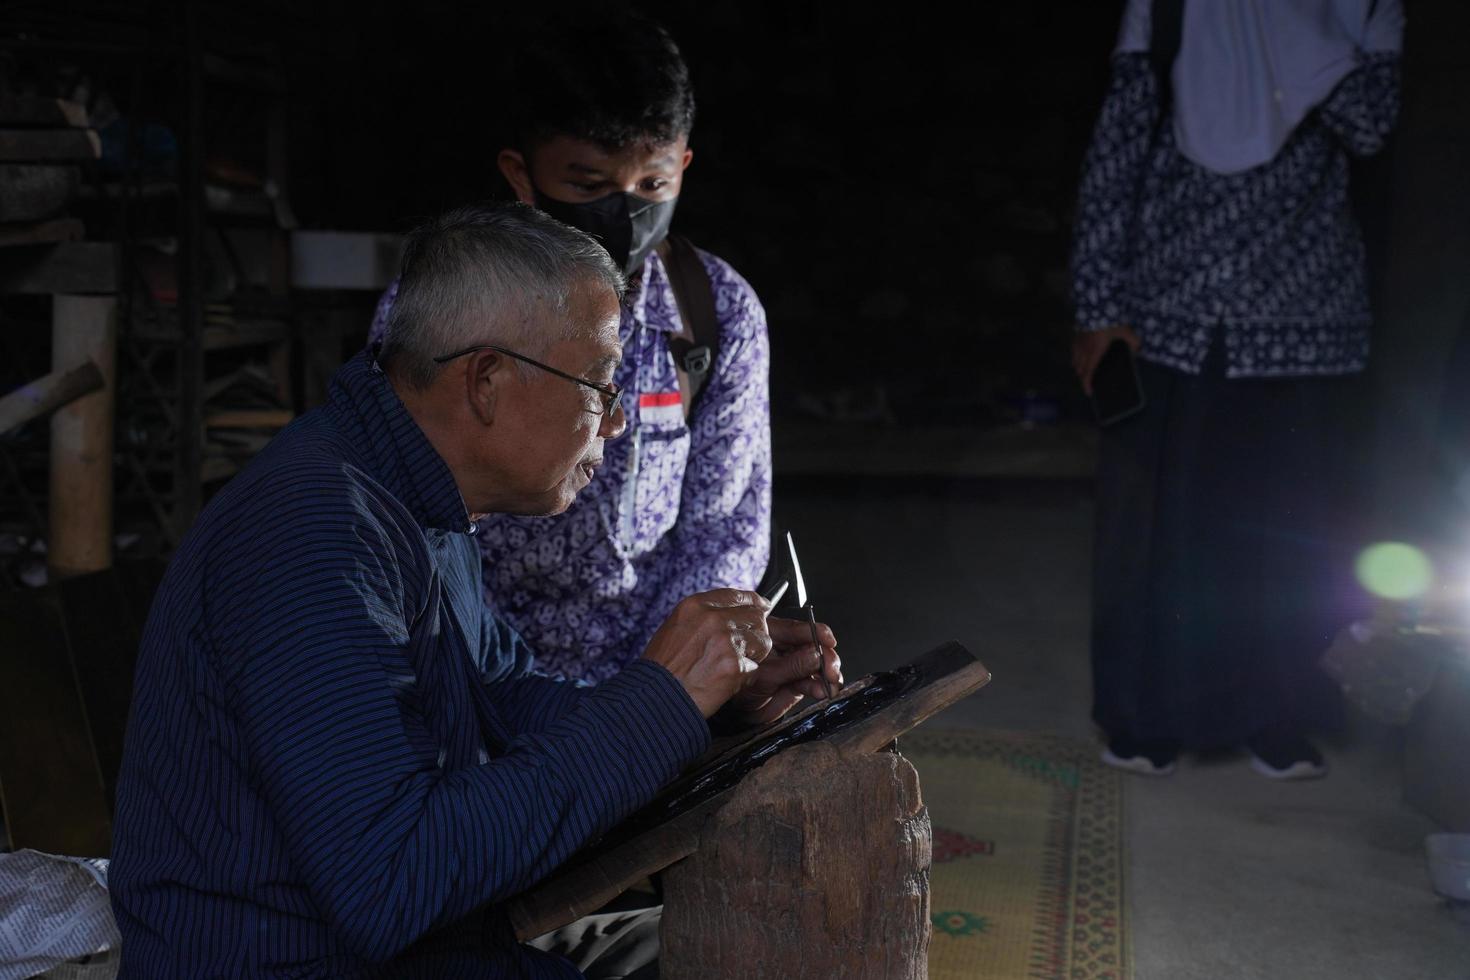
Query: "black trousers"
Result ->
[[1090, 350, 1360, 748]]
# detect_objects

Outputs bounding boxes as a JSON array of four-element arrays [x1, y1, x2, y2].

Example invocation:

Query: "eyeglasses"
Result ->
[[433, 344, 624, 418]]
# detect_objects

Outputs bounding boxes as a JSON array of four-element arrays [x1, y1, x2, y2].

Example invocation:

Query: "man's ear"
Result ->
[[497, 149, 536, 205], [465, 348, 504, 426]]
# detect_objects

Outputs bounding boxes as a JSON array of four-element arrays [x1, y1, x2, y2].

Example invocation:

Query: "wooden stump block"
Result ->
[[661, 741, 931, 980]]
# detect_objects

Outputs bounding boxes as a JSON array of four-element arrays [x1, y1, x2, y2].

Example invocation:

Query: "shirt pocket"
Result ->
[[629, 423, 690, 551]]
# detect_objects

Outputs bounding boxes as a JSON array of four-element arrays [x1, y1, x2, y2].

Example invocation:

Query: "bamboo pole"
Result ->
[[0, 361, 103, 435], [48, 295, 116, 579]]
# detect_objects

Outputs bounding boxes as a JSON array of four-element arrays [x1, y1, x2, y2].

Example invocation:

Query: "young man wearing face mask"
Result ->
[[370, 9, 773, 684]]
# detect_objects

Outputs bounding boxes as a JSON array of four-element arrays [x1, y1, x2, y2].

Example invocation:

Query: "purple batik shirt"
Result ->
[[370, 245, 772, 682]]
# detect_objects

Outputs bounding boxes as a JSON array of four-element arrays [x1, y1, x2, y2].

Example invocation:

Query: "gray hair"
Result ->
[[380, 202, 625, 389]]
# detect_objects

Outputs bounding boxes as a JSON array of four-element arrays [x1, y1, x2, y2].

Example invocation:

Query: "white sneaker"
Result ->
[[1249, 754, 1327, 780], [1100, 746, 1176, 777]]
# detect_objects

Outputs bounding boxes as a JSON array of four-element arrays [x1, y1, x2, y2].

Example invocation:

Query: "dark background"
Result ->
[[291, 0, 1124, 425], [3, 0, 1469, 534]]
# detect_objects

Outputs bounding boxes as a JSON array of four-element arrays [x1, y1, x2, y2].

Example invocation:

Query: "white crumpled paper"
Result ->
[[0, 850, 119, 980]]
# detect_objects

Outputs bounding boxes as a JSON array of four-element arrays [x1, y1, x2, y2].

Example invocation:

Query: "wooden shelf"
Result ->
[[0, 129, 101, 163], [204, 183, 276, 221], [132, 317, 292, 349], [203, 319, 290, 349], [75, 180, 179, 202], [202, 54, 286, 96], [0, 164, 82, 222], [0, 218, 84, 248], [0, 96, 89, 129], [0, 241, 116, 295], [204, 409, 292, 429]]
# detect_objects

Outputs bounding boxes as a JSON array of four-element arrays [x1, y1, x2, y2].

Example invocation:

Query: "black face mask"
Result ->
[[532, 185, 678, 277]]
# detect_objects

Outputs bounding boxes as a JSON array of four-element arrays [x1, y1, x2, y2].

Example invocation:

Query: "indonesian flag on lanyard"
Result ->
[[639, 391, 683, 426]]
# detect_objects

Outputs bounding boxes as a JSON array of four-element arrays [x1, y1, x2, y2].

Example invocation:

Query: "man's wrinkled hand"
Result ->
[[724, 615, 843, 727], [641, 589, 774, 718]]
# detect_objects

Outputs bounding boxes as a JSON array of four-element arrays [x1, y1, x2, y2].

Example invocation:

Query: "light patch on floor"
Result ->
[[776, 479, 1470, 979]]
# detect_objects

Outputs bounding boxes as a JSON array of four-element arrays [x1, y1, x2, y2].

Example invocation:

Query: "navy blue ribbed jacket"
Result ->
[[110, 351, 710, 977]]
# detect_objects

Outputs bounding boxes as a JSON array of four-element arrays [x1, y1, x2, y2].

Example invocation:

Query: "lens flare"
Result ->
[[1354, 542, 1434, 601]]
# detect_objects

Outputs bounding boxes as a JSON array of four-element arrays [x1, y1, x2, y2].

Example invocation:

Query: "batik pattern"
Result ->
[[1071, 52, 1400, 378]]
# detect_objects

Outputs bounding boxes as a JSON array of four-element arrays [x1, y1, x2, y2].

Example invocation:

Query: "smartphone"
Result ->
[[1090, 339, 1146, 427]]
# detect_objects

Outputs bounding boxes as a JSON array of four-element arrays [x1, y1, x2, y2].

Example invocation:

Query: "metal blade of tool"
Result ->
[[786, 531, 808, 608], [783, 531, 832, 699], [807, 603, 834, 700]]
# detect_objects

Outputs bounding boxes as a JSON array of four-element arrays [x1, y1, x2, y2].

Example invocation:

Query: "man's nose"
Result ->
[[601, 401, 628, 440]]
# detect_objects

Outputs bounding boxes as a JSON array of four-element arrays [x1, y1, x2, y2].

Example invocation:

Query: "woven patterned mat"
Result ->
[[902, 728, 1131, 980]]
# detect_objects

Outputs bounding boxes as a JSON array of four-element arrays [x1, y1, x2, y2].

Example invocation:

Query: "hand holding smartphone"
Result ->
[[1089, 338, 1146, 427]]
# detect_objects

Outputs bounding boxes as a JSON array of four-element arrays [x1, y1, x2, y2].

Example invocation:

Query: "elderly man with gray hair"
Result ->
[[108, 202, 840, 979]]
